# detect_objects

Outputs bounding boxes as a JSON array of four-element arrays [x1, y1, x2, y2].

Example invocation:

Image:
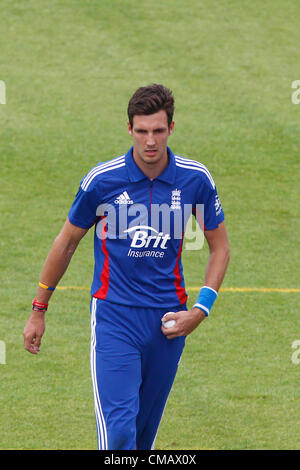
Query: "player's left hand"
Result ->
[[161, 308, 207, 339]]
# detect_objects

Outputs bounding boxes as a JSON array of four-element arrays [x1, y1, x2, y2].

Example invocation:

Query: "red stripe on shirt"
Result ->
[[173, 234, 187, 305], [94, 218, 109, 299]]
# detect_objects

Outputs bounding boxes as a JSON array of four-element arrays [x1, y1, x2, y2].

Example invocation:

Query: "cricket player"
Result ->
[[24, 84, 230, 450]]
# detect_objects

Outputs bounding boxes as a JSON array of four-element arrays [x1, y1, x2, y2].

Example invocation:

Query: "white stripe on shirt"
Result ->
[[81, 157, 125, 191], [175, 156, 216, 189]]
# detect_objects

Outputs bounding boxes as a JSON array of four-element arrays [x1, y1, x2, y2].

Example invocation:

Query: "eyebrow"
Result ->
[[134, 127, 168, 132]]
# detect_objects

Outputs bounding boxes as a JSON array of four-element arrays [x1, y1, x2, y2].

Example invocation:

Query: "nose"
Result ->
[[146, 132, 155, 146]]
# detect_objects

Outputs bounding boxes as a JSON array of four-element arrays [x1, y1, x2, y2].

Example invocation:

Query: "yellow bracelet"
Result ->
[[39, 282, 56, 292]]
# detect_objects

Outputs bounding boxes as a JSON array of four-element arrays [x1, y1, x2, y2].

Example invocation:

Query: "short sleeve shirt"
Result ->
[[68, 147, 225, 307]]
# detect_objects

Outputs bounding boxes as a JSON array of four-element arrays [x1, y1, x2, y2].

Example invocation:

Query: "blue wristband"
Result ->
[[193, 286, 218, 316]]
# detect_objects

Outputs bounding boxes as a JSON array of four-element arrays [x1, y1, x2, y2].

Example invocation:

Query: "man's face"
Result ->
[[128, 110, 174, 168]]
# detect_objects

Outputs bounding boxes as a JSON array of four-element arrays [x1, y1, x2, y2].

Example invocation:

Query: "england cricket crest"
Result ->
[[171, 189, 181, 210]]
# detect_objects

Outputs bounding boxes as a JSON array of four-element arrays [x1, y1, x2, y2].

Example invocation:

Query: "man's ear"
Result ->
[[127, 122, 133, 136], [169, 121, 175, 135]]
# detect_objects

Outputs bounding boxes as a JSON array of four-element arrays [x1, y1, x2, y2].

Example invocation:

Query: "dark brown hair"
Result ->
[[127, 84, 175, 128]]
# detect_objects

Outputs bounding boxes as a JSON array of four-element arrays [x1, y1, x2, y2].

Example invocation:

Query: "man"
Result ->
[[24, 84, 230, 450]]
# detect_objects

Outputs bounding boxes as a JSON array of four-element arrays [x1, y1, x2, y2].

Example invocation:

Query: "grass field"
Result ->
[[1, 0, 300, 450]]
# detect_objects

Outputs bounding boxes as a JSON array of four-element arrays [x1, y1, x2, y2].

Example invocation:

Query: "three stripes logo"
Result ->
[[114, 191, 133, 205]]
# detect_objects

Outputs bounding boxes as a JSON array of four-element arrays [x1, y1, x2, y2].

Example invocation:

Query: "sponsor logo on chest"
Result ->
[[114, 191, 133, 205]]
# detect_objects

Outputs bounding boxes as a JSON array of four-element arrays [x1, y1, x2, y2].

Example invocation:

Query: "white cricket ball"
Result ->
[[162, 312, 176, 329]]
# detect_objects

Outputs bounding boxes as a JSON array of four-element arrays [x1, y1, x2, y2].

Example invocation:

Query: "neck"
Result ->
[[132, 148, 169, 180]]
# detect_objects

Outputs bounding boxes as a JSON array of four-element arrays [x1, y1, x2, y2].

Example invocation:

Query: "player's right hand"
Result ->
[[23, 311, 46, 354]]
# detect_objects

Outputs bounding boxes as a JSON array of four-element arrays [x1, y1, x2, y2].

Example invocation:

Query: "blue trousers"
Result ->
[[90, 298, 186, 450]]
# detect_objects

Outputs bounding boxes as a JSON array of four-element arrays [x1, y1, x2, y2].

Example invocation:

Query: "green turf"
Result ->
[[1, 0, 299, 450]]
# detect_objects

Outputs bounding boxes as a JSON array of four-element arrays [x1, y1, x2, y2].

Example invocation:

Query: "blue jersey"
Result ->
[[68, 147, 225, 307]]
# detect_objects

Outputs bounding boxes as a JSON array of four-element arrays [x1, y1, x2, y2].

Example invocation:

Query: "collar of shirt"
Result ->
[[125, 146, 176, 184]]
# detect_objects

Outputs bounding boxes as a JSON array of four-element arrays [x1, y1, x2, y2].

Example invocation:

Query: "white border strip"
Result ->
[[90, 297, 108, 450]]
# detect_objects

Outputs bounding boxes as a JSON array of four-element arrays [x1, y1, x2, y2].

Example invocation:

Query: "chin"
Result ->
[[144, 157, 160, 165]]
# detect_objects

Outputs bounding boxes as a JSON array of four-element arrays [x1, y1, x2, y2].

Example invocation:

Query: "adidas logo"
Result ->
[[114, 191, 133, 205]]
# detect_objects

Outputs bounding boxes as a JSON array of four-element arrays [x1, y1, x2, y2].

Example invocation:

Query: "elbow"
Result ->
[[226, 241, 231, 259], [65, 240, 79, 258], [214, 241, 230, 267], [210, 243, 230, 267], [54, 233, 79, 259], [224, 242, 230, 266]]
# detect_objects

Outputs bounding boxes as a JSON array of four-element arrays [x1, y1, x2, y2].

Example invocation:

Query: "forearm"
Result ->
[[190, 224, 230, 319], [24, 219, 87, 354], [35, 235, 78, 303], [202, 222, 230, 292], [203, 244, 230, 292], [34, 219, 87, 304]]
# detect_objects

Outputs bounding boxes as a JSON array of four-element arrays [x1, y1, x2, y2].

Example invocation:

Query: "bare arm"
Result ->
[[23, 218, 89, 354], [162, 221, 230, 339], [202, 221, 230, 291]]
